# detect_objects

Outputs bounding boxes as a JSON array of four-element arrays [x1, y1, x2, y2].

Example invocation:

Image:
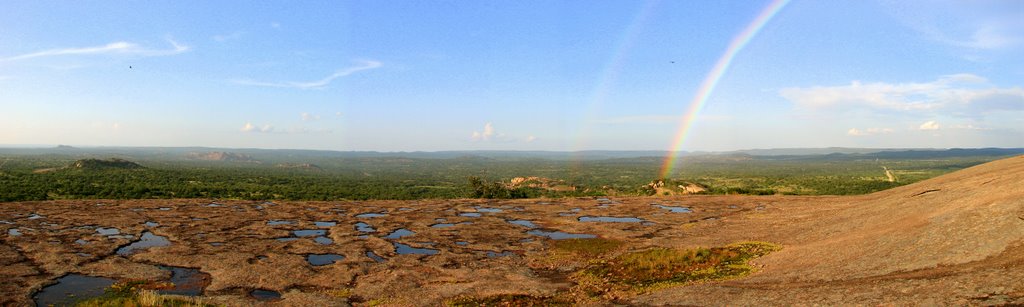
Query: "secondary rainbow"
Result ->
[[659, 0, 790, 179]]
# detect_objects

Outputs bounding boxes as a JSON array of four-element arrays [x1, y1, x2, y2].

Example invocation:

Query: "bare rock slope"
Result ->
[[637, 155, 1024, 305]]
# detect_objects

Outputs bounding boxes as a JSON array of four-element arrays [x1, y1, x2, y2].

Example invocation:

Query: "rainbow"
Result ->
[[659, 0, 790, 179]]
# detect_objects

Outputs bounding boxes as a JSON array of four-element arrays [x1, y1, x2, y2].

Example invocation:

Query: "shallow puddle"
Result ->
[[314, 221, 337, 227], [455, 241, 469, 246], [96, 227, 121, 236], [306, 254, 345, 266], [158, 207, 172, 211], [459, 212, 482, 217], [355, 222, 376, 233], [205, 203, 222, 207], [653, 205, 692, 213], [507, 220, 537, 228], [527, 230, 596, 240], [267, 220, 296, 226], [33, 274, 115, 307], [251, 289, 282, 301], [366, 251, 386, 262], [385, 228, 415, 239], [313, 236, 333, 245], [293, 229, 326, 237], [74, 239, 88, 245], [355, 212, 387, 218], [430, 223, 456, 228], [486, 251, 515, 258], [475, 206, 503, 213], [116, 231, 171, 256], [393, 242, 439, 255], [8, 228, 21, 236], [578, 216, 644, 223], [144, 221, 160, 227], [276, 237, 299, 242], [28, 213, 44, 220], [157, 266, 211, 296], [209, 242, 224, 246]]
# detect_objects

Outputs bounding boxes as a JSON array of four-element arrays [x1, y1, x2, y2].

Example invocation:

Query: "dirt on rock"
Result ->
[[2, 156, 1023, 306]]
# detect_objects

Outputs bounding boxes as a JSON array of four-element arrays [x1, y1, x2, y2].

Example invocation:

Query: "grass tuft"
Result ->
[[574, 241, 781, 297], [73, 281, 217, 307], [446, 294, 572, 307]]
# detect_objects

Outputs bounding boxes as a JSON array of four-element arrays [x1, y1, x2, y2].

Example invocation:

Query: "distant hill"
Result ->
[[275, 163, 322, 171], [70, 158, 143, 170], [186, 151, 259, 163], [1, 146, 1021, 162]]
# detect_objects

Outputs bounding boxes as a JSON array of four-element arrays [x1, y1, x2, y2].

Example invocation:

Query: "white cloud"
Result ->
[[335, 112, 343, 117], [241, 123, 273, 133], [232, 60, 381, 89], [0, 38, 190, 62], [270, 22, 281, 29], [301, 113, 320, 121], [525, 135, 537, 142], [918, 121, 940, 130], [847, 127, 893, 136], [471, 123, 496, 141], [780, 74, 1024, 117], [241, 122, 330, 134]]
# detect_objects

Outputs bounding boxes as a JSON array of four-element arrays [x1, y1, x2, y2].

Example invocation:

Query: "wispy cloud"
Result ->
[[918, 121, 940, 131], [595, 115, 678, 124], [241, 123, 274, 133], [595, 114, 732, 124], [241, 122, 330, 134], [883, 1, 1024, 50], [0, 38, 190, 62], [232, 60, 381, 89], [847, 127, 893, 136], [212, 31, 244, 42], [780, 74, 1024, 117], [301, 113, 320, 121], [468, 122, 530, 143]]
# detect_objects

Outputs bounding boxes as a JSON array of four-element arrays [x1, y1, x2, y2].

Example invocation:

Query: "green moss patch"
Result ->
[[446, 294, 572, 307], [551, 238, 623, 258], [577, 241, 780, 296], [73, 281, 216, 307]]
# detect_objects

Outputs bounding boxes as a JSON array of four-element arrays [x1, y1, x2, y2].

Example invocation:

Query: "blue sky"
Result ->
[[1, 0, 1022, 151]]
